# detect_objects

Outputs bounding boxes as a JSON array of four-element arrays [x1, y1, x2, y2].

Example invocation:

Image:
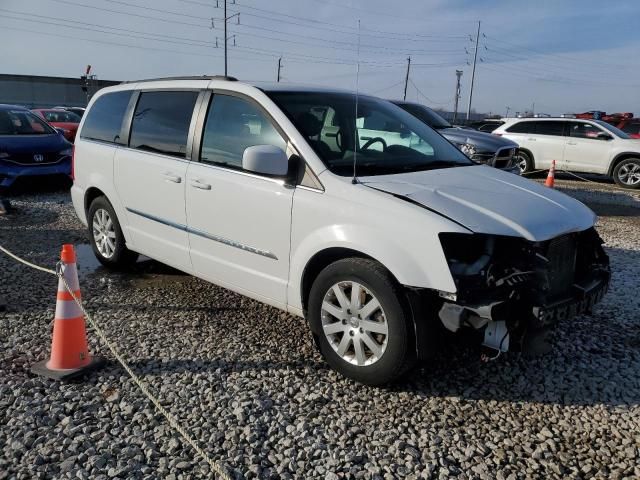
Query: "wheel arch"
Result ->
[[608, 152, 640, 176], [516, 147, 535, 167], [300, 247, 391, 316], [84, 186, 106, 216]]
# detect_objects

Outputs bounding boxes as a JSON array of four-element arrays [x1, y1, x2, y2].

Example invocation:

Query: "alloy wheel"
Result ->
[[618, 162, 640, 187], [320, 281, 389, 366], [92, 208, 116, 259], [516, 155, 528, 173]]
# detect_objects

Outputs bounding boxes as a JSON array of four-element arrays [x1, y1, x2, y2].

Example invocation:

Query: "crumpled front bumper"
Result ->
[[0, 158, 71, 187], [531, 270, 610, 327]]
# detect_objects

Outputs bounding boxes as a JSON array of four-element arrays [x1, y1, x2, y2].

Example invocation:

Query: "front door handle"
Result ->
[[526, 138, 537, 141], [566, 141, 577, 145], [190, 179, 211, 190], [161, 172, 182, 183]]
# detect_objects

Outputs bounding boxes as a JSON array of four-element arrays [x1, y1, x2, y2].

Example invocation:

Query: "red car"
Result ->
[[574, 111, 640, 139], [32, 109, 81, 142], [614, 117, 640, 138]]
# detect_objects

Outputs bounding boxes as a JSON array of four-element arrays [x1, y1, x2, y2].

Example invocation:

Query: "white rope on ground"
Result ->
[[0, 244, 233, 480], [521, 169, 547, 176], [523, 167, 639, 194]]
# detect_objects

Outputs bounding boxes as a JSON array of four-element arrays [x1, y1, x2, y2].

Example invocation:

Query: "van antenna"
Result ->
[[351, 19, 361, 185]]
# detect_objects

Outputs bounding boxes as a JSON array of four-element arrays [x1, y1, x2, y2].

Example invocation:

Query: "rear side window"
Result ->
[[200, 94, 286, 169], [534, 121, 565, 136], [129, 91, 199, 158], [506, 121, 532, 133], [81, 91, 132, 143]]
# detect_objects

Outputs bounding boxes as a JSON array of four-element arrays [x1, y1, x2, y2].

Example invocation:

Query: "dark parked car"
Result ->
[[392, 101, 519, 173], [54, 106, 86, 119], [0, 104, 73, 188], [469, 119, 505, 132]]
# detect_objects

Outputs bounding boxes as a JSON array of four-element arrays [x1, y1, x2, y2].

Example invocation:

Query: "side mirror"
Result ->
[[55, 127, 66, 136], [596, 132, 613, 141], [242, 145, 289, 176]]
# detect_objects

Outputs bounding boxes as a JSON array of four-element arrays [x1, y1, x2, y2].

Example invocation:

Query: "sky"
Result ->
[[2, 0, 639, 116]]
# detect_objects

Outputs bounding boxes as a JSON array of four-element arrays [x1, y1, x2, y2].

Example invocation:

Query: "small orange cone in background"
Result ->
[[545, 160, 556, 188], [31, 244, 104, 380]]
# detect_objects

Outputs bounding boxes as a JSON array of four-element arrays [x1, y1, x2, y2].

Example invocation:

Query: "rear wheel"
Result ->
[[88, 196, 138, 268], [613, 158, 640, 189], [515, 150, 534, 174], [307, 258, 415, 385]]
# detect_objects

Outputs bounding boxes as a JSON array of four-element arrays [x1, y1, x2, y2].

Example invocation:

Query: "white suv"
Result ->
[[494, 117, 640, 188], [71, 76, 610, 384]]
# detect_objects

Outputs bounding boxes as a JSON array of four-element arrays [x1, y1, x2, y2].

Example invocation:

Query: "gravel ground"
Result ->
[[1, 180, 639, 480]]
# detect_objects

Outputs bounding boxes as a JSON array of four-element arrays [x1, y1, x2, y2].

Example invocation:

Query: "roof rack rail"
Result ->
[[121, 75, 238, 84]]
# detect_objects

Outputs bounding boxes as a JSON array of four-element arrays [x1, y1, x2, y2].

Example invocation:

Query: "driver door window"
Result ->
[[568, 122, 604, 140], [200, 94, 286, 170]]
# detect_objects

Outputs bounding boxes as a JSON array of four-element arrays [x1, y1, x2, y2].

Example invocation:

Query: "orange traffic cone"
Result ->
[[545, 160, 556, 188], [32, 244, 104, 380]]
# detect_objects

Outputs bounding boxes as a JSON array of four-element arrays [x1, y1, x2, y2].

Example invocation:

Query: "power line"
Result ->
[[409, 79, 452, 106], [484, 34, 633, 70], [58, 0, 469, 55], [0, 23, 263, 62], [0, 9, 217, 47], [170, 0, 471, 40], [303, 0, 476, 24], [370, 81, 405, 95], [104, 0, 210, 21], [54, 0, 214, 29]]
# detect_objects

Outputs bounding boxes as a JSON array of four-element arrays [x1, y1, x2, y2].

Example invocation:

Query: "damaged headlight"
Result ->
[[457, 142, 476, 157], [439, 233, 538, 300]]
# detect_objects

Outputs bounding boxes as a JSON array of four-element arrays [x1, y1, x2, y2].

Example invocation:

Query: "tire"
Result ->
[[87, 196, 138, 268], [307, 258, 415, 385], [515, 149, 534, 174], [612, 158, 640, 189]]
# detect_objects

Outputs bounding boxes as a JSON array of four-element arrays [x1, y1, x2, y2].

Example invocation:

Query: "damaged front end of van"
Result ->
[[436, 227, 610, 355]]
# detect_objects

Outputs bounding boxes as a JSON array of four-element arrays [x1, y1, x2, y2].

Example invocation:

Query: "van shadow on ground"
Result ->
[[117, 243, 639, 409]]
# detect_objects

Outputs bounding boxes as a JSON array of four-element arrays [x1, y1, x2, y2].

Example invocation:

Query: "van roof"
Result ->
[[118, 76, 357, 95]]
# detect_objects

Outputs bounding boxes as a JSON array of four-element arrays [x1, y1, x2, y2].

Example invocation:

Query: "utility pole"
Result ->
[[505, 106, 511, 118], [216, 0, 239, 76], [224, 0, 228, 76], [466, 20, 481, 121], [277, 57, 282, 82], [453, 69, 463, 123], [403, 56, 411, 101]]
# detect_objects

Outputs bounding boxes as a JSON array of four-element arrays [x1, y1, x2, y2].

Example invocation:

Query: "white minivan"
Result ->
[[71, 76, 610, 384], [493, 117, 640, 188]]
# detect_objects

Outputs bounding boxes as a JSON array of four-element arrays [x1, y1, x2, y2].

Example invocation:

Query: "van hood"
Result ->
[[360, 165, 596, 242]]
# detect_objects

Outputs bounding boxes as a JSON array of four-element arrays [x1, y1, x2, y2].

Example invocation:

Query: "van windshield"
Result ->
[[267, 91, 473, 176]]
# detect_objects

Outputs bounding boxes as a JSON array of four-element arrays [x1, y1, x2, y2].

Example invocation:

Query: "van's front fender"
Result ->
[[287, 222, 460, 314]]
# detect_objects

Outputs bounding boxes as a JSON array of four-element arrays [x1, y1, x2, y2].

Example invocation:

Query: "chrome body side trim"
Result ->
[[126, 207, 277, 260]]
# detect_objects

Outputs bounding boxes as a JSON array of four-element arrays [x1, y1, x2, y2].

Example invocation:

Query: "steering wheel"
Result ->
[[361, 137, 387, 152], [335, 129, 344, 152]]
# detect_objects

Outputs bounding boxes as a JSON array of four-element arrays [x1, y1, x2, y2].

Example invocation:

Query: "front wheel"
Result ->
[[613, 158, 640, 189], [307, 258, 415, 385], [88, 196, 139, 268], [515, 150, 534, 174]]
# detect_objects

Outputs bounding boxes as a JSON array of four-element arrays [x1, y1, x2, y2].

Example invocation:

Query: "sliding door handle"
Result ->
[[161, 172, 182, 183], [190, 179, 211, 190]]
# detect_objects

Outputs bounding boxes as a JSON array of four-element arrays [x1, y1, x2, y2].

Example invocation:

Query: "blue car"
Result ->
[[0, 104, 73, 188]]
